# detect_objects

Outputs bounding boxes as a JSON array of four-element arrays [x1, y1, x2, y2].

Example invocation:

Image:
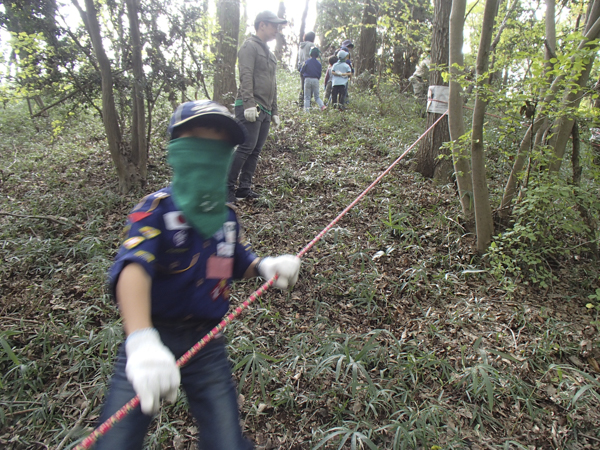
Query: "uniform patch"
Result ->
[[134, 250, 155, 263], [129, 211, 152, 223], [123, 236, 145, 249], [217, 242, 235, 257], [139, 226, 161, 239], [210, 279, 230, 301], [206, 255, 233, 279], [173, 230, 188, 247], [223, 222, 236, 243], [164, 211, 191, 230]]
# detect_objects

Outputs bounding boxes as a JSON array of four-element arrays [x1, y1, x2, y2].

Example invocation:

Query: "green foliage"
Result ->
[[487, 176, 599, 289]]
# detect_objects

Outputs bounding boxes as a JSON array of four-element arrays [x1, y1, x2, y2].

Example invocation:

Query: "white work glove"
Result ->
[[125, 328, 181, 416], [272, 115, 280, 127], [257, 255, 300, 289], [244, 107, 258, 122]]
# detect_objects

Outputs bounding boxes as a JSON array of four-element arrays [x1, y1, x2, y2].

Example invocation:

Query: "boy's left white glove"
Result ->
[[257, 255, 300, 289], [125, 328, 181, 416], [272, 115, 280, 127]]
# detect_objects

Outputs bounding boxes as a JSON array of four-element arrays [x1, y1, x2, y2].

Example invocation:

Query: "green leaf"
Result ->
[[0, 336, 19, 366]]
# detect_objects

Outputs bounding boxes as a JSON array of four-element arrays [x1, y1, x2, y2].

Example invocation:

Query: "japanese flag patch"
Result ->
[[164, 211, 191, 230]]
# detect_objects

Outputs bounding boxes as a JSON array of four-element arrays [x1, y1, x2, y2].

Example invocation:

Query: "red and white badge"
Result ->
[[163, 211, 191, 230]]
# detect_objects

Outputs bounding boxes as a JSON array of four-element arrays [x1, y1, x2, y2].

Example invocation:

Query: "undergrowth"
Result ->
[[0, 69, 599, 449]]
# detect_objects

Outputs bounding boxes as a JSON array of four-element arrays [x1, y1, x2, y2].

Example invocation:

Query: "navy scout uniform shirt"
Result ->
[[108, 187, 257, 321]]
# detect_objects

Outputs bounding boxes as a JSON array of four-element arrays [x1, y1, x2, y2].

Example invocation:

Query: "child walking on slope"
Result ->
[[331, 50, 352, 110], [300, 47, 326, 112], [323, 55, 338, 106], [93, 100, 301, 450]]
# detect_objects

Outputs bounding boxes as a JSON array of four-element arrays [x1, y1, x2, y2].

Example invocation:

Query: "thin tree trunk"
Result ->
[[471, 0, 499, 253], [571, 121, 599, 258], [274, 2, 287, 62], [297, 0, 310, 69], [75, 0, 136, 193], [487, 0, 518, 85], [126, 0, 147, 184], [416, 0, 451, 183], [357, 0, 377, 75], [449, 0, 474, 221], [213, 0, 240, 107]]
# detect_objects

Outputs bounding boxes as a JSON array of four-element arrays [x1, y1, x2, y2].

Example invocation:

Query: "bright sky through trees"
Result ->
[[246, 0, 317, 42]]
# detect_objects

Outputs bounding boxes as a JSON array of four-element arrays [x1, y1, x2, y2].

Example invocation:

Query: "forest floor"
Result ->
[[1, 74, 599, 449]]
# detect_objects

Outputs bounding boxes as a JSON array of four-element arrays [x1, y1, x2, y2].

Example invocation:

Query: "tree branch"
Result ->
[[0, 211, 80, 229]]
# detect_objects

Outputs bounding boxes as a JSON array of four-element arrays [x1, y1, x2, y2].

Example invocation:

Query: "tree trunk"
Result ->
[[274, 2, 287, 62], [357, 0, 377, 75], [126, 0, 147, 185], [448, 0, 473, 221], [471, 0, 499, 253], [487, 0, 516, 84], [297, 0, 310, 68], [76, 0, 137, 193], [571, 121, 599, 258], [213, 0, 240, 107], [415, 0, 451, 183]]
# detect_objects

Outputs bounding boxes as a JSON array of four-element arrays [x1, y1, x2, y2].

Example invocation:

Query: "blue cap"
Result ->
[[167, 100, 246, 145], [337, 50, 348, 60], [341, 39, 354, 48]]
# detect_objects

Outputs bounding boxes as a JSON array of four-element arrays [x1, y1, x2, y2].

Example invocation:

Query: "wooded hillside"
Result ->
[[1, 1, 599, 449]]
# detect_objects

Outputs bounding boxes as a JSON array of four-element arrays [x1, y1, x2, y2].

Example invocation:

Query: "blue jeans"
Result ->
[[227, 105, 271, 192], [304, 77, 324, 111], [95, 321, 253, 450]]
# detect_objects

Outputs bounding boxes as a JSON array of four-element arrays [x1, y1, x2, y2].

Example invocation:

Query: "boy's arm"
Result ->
[[116, 262, 180, 416], [238, 42, 257, 110], [117, 263, 152, 336], [333, 70, 351, 78], [243, 258, 260, 279]]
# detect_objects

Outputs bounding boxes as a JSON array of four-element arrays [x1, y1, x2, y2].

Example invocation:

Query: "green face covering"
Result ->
[[167, 137, 235, 238]]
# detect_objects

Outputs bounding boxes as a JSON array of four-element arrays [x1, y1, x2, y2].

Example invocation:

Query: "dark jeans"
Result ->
[[332, 85, 347, 109], [228, 105, 271, 193], [324, 80, 332, 104], [95, 321, 253, 450]]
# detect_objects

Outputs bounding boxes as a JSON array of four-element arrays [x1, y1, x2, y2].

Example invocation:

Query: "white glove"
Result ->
[[244, 107, 258, 122], [257, 255, 300, 289], [125, 328, 181, 416], [272, 115, 280, 127]]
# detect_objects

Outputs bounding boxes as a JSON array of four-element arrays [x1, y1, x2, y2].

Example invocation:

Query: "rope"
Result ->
[[74, 111, 448, 450]]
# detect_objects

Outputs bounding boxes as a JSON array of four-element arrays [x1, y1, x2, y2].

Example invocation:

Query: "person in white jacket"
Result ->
[[409, 50, 430, 99]]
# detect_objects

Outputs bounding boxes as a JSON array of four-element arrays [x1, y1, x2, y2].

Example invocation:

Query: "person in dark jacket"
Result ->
[[323, 55, 338, 105], [298, 31, 316, 107], [228, 11, 287, 202], [300, 47, 326, 111]]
